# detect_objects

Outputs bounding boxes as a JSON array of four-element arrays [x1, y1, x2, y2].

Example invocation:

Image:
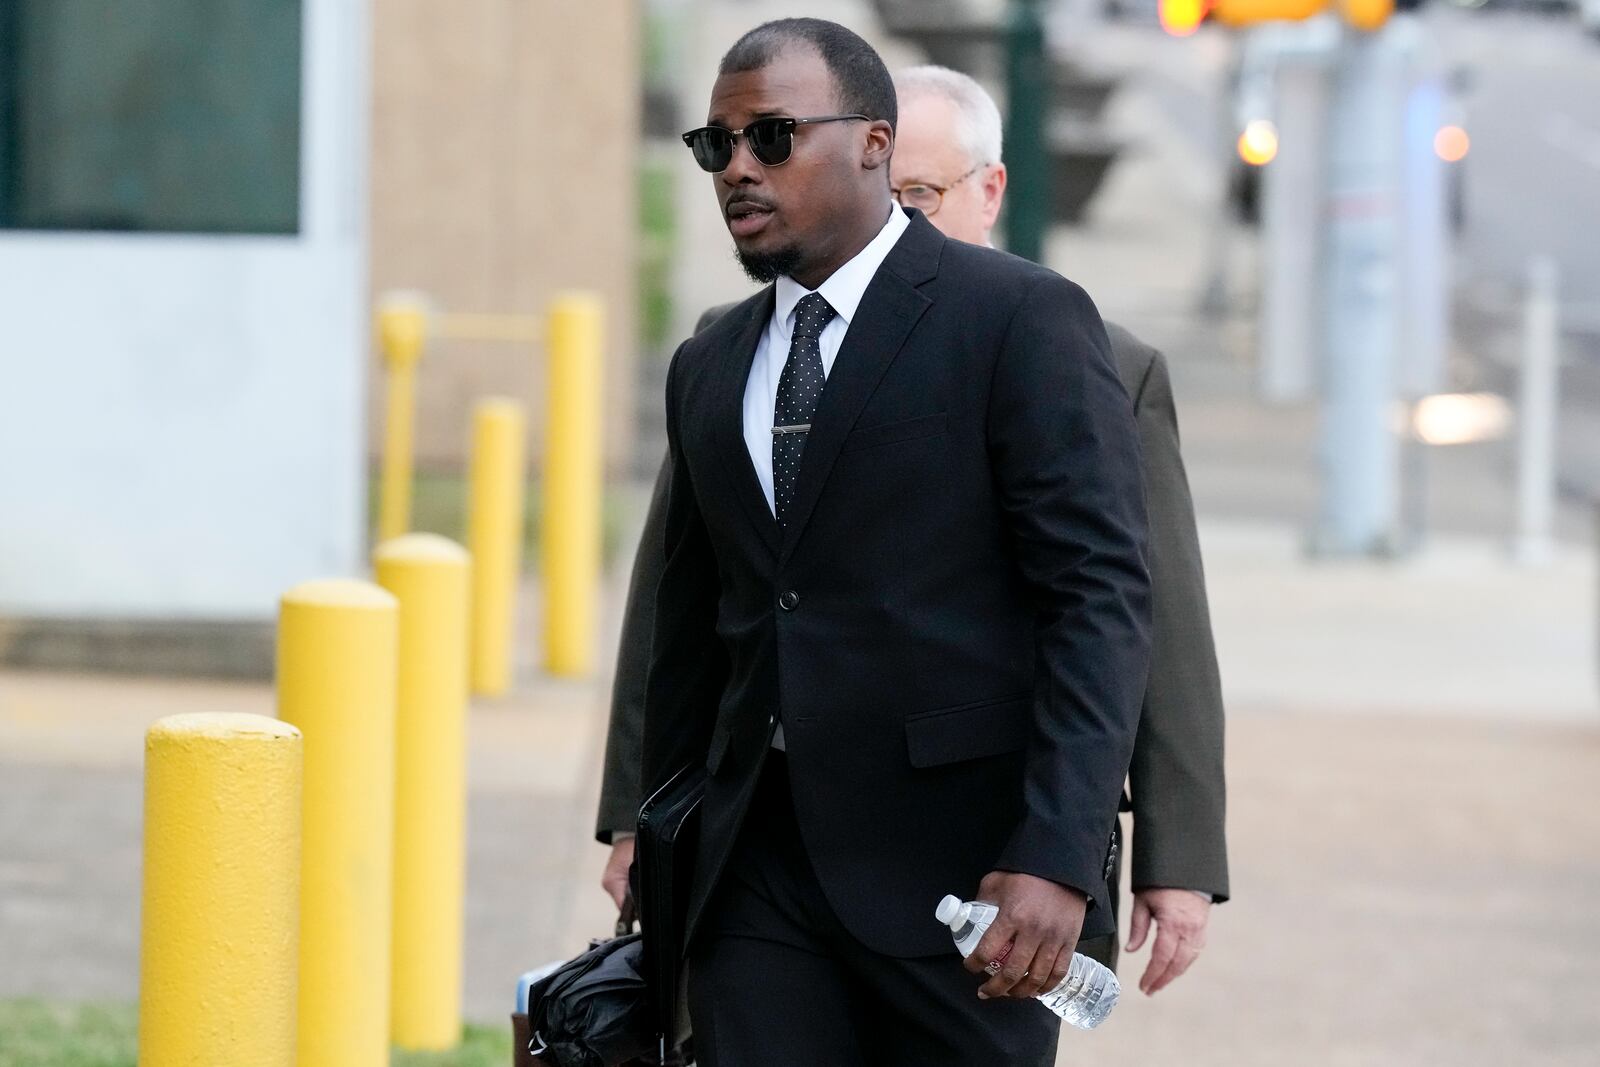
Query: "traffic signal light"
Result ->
[[1159, 0, 1209, 36], [1211, 0, 1408, 26], [1339, 0, 1395, 30], [1211, 0, 1327, 27]]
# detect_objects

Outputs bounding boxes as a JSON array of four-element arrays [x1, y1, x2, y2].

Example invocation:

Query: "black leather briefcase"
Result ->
[[634, 762, 704, 1062]]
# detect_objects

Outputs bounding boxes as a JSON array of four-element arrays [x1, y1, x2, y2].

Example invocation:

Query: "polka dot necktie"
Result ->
[[772, 292, 836, 528]]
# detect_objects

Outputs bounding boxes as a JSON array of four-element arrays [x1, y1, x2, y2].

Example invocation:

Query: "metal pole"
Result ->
[[543, 293, 606, 677], [1312, 24, 1407, 557], [1003, 0, 1050, 263], [376, 296, 430, 543], [1258, 35, 1332, 402], [1396, 52, 1449, 401], [376, 534, 472, 1051], [1199, 35, 1241, 318], [1513, 256, 1560, 564], [467, 399, 527, 696], [139, 714, 302, 1067], [277, 579, 400, 1067]]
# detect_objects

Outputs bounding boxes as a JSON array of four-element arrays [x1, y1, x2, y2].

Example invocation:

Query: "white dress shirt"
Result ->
[[742, 205, 911, 515], [742, 204, 909, 749]]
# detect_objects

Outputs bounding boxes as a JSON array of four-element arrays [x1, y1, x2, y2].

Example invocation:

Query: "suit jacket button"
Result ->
[[778, 590, 800, 612]]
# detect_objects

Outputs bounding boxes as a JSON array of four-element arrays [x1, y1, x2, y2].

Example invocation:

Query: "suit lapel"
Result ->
[[778, 213, 943, 563], [712, 287, 781, 558]]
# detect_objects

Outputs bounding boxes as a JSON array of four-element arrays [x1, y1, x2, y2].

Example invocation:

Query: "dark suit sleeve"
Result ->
[[1126, 351, 1230, 901], [594, 456, 671, 843], [594, 304, 732, 843], [640, 347, 728, 800], [986, 274, 1152, 904]]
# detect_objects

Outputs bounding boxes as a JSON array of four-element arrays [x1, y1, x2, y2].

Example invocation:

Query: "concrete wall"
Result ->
[[369, 0, 640, 472], [0, 0, 369, 621]]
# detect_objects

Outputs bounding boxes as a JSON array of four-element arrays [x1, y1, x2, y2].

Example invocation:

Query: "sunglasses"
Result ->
[[681, 114, 869, 173]]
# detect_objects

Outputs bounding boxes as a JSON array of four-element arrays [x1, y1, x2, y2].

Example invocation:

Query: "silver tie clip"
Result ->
[[771, 423, 811, 435]]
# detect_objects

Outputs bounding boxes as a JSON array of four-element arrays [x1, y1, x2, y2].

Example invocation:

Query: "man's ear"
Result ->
[[981, 163, 1008, 229], [862, 121, 895, 171]]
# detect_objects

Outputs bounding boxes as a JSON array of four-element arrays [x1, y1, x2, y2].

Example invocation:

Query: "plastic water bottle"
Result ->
[[515, 960, 566, 1013], [936, 894, 1119, 1030]]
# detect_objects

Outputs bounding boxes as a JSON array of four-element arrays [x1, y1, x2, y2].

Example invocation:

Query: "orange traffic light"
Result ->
[[1237, 120, 1280, 166], [1212, 0, 1327, 26], [1160, 0, 1209, 36], [1339, 0, 1395, 30], [1434, 125, 1470, 163]]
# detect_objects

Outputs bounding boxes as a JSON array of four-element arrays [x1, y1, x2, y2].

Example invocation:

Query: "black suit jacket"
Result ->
[[598, 320, 1231, 912], [640, 212, 1152, 958]]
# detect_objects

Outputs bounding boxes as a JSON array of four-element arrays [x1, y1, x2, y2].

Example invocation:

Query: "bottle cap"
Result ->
[[935, 895, 965, 928]]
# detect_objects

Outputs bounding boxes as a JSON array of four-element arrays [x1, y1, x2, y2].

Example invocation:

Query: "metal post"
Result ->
[[376, 534, 472, 1051], [543, 293, 605, 677], [1513, 256, 1560, 565], [1199, 36, 1241, 317], [1003, 0, 1050, 263], [1258, 28, 1333, 402], [1312, 24, 1407, 557], [467, 399, 527, 696], [277, 579, 400, 1067], [377, 295, 430, 543], [1396, 48, 1449, 401], [139, 714, 302, 1067]]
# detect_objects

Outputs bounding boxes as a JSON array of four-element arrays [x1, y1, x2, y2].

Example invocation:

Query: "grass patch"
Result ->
[[0, 1000, 512, 1067], [392, 1025, 512, 1067], [0, 1001, 136, 1067]]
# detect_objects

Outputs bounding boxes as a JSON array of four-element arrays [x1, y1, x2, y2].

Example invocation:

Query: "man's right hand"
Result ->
[[601, 836, 636, 911]]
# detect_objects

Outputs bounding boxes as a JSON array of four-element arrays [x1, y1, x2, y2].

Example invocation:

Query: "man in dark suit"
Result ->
[[598, 60, 1230, 1001], [625, 19, 1152, 1063]]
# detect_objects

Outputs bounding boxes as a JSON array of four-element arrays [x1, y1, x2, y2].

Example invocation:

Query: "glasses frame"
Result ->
[[681, 114, 870, 173], [891, 164, 986, 217]]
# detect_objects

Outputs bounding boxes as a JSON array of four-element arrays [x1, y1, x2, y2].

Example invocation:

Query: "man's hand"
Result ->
[[1125, 888, 1211, 995], [600, 836, 635, 911], [962, 871, 1086, 1001]]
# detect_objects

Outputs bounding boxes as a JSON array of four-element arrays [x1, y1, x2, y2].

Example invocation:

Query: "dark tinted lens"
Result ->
[[745, 118, 795, 166], [685, 128, 733, 172]]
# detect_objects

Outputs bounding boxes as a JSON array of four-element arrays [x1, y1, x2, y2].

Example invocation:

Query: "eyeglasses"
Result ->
[[891, 164, 984, 216], [681, 114, 870, 173]]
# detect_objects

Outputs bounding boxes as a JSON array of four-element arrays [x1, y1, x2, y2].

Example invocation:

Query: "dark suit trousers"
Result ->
[[687, 754, 1061, 1067]]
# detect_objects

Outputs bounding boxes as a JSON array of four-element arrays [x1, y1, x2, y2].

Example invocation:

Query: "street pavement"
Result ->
[[4, 4, 1600, 1065]]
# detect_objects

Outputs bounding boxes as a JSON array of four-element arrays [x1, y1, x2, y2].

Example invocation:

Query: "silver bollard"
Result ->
[[1513, 256, 1560, 565]]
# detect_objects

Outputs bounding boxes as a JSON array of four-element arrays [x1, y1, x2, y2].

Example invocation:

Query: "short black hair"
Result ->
[[719, 18, 897, 132]]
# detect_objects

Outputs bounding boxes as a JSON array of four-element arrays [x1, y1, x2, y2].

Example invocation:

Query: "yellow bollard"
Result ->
[[138, 713, 302, 1067], [466, 398, 527, 696], [543, 293, 605, 677], [377, 297, 430, 543], [374, 534, 471, 1050], [277, 579, 399, 1067]]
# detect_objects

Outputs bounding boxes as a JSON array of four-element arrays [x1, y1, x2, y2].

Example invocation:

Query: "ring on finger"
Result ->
[[982, 958, 1003, 977]]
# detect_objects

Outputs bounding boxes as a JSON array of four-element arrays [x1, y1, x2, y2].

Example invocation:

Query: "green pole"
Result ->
[[1003, 0, 1049, 263]]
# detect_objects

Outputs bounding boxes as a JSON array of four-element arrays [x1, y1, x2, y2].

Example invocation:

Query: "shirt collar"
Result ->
[[773, 205, 910, 334]]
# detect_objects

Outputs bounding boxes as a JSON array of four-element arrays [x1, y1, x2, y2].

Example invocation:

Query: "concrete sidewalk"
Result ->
[[0, 644, 613, 1025], [5, 607, 1599, 1065]]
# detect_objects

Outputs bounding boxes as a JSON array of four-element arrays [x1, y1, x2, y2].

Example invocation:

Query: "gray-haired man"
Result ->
[[597, 63, 1229, 998]]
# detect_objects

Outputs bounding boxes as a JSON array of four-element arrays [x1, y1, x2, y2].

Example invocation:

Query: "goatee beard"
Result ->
[[735, 243, 805, 284]]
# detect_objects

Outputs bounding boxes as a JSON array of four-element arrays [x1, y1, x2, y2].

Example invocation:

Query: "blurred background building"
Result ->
[[0, 0, 638, 671]]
